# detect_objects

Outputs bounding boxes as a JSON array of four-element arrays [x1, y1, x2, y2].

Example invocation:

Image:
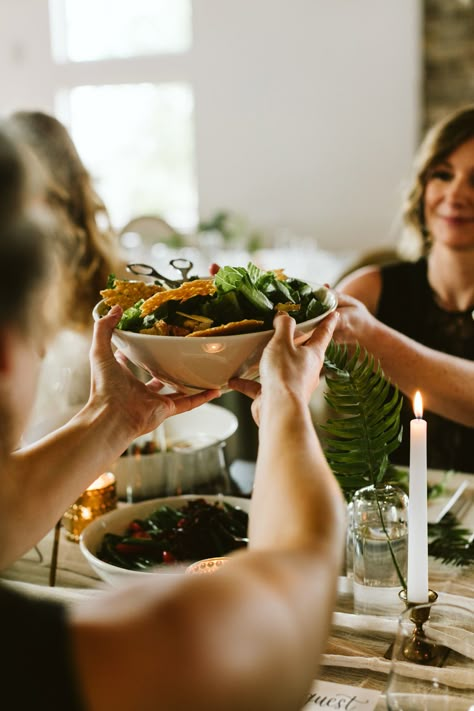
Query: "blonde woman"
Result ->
[[337, 105, 474, 472]]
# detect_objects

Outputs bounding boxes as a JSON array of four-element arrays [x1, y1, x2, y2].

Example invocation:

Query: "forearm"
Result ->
[[0, 401, 137, 567], [358, 320, 474, 426], [250, 389, 345, 553]]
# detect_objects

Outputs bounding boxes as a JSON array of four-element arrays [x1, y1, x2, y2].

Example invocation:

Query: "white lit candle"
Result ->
[[407, 391, 429, 603]]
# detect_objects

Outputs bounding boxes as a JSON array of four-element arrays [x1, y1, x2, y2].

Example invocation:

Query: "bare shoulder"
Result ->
[[336, 266, 382, 314]]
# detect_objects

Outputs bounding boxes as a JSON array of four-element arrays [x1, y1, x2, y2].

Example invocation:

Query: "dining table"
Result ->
[[2, 467, 473, 710]]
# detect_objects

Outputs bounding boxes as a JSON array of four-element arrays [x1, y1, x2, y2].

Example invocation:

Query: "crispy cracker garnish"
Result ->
[[275, 302, 301, 312], [185, 319, 265, 337], [140, 279, 216, 316], [139, 320, 169, 336], [101, 280, 164, 311]]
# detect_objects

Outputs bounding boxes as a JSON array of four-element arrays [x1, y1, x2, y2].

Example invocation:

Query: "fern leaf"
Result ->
[[322, 341, 403, 495]]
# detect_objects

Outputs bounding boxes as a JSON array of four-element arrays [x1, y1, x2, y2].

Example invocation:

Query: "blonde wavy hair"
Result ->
[[8, 111, 122, 331], [400, 104, 474, 260]]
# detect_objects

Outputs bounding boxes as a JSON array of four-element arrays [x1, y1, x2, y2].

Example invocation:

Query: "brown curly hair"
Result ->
[[8, 111, 122, 331], [401, 104, 474, 259]]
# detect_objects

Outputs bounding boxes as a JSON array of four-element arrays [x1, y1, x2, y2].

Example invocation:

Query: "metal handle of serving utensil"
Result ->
[[169, 258, 194, 282], [126, 259, 195, 288]]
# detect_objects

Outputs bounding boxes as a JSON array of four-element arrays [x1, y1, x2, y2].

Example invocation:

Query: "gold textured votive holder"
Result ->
[[186, 557, 230, 575], [62, 472, 117, 542]]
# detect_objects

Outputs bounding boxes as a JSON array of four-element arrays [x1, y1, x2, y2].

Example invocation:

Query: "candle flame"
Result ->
[[86, 472, 116, 491], [413, 391, 423, 418]]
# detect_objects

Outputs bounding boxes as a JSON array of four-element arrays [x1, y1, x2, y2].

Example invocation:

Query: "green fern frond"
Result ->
[[322, 341, 403, 498], [428, 513, 474, 567]]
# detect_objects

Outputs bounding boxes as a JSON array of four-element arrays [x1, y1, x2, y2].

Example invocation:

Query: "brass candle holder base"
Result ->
[[385, 589, 450, 666]]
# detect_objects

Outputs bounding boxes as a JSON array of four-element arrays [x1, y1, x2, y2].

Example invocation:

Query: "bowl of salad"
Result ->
[[93, 262, 338, 393], [80, 494, 249, 587]]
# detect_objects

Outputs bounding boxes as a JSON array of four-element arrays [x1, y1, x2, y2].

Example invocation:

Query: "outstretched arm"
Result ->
[[0, 306, 219, 567], [69, 313, 346, 711], [335, 292, 474, 426], [336, 265, 382, 314]]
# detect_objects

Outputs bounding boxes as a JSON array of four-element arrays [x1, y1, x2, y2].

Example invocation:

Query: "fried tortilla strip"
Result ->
[[275, 302, 301, 312], [185, 319, 265, 337], [139, 320, 169, 336], [101, 280, 164, 311], [140, 279, 216, 316]]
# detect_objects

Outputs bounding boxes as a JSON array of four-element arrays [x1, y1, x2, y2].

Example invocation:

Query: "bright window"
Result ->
[[62, 83, 197, 231], [49, 0, 197, 232], [50, 0, 192, 62]]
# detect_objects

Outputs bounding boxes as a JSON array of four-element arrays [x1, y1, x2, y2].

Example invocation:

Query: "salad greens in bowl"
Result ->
[[93, 263, 337, 392], [80, 494, 250, 587]]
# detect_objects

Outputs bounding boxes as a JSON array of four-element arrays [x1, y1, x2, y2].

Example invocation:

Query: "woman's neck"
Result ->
[[427, 246, 474, 311]]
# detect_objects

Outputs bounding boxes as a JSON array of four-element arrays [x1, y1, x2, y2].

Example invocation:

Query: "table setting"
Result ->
[[2, 258, 474, 710], [2, 470, 473, 709], [2, 465, 473, 709]]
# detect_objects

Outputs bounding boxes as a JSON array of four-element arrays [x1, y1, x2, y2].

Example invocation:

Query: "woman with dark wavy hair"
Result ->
[[337, 105, 474, 471]]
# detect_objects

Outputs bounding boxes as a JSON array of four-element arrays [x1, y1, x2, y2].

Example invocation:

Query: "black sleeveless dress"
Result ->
[[377, 259, 474, 473]]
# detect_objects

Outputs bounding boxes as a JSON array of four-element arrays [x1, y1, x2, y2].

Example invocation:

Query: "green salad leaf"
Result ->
[[116, 300, 145, 332], [214, 265, 275, 313]]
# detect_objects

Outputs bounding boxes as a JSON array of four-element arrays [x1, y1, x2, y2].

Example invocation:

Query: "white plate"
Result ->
[[426, 470, 474, 529]]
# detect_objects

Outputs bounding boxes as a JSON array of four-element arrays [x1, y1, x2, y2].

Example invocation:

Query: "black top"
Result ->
[[377, 259, 474, 473], [0, 584, 85, 710]]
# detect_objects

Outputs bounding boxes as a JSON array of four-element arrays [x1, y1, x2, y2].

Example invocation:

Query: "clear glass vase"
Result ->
[[351, 483, 408, 616], [345, 500, 354, 579]]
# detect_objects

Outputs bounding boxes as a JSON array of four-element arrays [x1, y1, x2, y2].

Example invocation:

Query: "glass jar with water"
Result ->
[[351, 483, 408, 616]]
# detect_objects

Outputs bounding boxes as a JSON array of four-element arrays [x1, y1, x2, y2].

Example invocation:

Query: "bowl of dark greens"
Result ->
[[93, 263, 338, 393], [80, 494, 249, 587]]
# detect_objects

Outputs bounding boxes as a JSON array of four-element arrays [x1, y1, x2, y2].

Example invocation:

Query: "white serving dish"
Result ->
[[80, 494, 250, 587], [112, 403, 238, 500], [93, 285, 337, 393]]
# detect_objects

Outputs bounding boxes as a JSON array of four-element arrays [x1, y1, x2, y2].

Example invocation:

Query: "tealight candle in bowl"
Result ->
[[185, 557, 230, 575], [63, 472, 117, 542]]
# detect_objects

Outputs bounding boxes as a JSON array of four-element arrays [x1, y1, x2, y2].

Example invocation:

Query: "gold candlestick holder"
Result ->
[[62, 472, 117, 542], [384, 589, 449, 666]]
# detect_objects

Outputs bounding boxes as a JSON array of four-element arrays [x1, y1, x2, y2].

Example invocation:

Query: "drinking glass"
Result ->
[[385, 601, 474, 710]]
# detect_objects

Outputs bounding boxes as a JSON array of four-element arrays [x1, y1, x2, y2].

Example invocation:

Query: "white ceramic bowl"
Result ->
[[80, 494, 250, 587], [112, 403, 238, 500], [93, 285, 337, 393]]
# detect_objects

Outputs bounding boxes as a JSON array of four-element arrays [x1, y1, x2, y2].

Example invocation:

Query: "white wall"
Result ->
[[0, 0, 422, 252]]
